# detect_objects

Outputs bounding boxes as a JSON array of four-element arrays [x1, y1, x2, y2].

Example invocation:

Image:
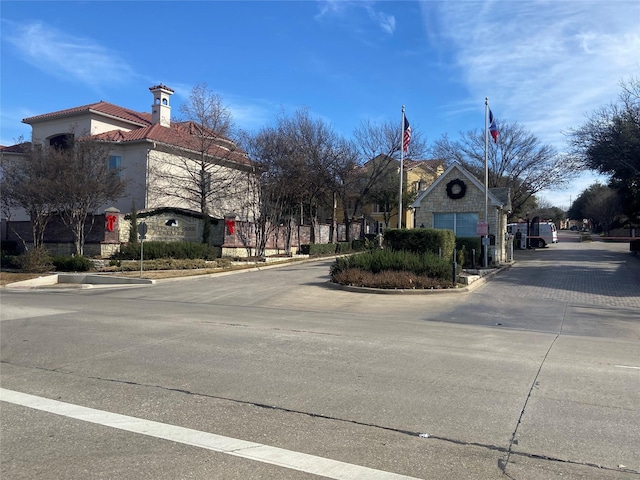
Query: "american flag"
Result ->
[[402, 116, 411, 152], [489, 109, 498, 143]]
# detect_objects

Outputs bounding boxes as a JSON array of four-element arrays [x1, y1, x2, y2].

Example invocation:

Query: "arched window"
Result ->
[[49, 133, 74, 150]]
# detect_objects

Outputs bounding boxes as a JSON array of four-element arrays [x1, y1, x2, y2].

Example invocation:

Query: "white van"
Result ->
[[507, 222, 558, 248]]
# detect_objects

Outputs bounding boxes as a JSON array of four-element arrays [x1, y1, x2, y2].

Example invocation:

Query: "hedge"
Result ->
[[331, 249, 450, 280], [52, 255, 93, 272], [383, 228, 455, 259], [114, 241, 221, 260]]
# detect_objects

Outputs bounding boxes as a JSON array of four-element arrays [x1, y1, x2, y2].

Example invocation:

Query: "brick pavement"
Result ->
[[482, 237, 640, 309]]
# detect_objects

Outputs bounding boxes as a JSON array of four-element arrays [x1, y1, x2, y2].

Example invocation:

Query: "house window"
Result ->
[[433, 212, 478, 237], [108, 155, 122, 177], [373, 203, 390, 214]]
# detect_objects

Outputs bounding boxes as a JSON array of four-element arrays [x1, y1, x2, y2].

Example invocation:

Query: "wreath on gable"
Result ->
[[446, 178, 467, 200]]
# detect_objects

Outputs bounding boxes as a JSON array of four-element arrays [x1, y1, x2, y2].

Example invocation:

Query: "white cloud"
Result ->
[[316, 0, 396, 34], [425, 1, 640, 151], [421, 0, 640, 208], [365, 5, 396, 34], [3, 20, 138, 90]]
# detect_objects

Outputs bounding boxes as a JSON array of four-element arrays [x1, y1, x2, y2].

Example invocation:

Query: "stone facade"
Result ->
[[411, 163, 511, 265]]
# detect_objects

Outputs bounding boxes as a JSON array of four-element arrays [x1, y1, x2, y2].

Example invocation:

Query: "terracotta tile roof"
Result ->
[[22, 101, 152, 127], [149, 84, 175, 93], [0, 143, 29, 153], [21, 97, 254, 167], [92, 123, 253, 167]]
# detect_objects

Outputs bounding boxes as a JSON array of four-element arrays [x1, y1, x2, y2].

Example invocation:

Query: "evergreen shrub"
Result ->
[[336, 242, 351, 253], [115, 242, 221, 260], [300, 243, 338, 255], [331, 249, 450, 281], [1, 251, 20, 269], [52, 255, 93, 272], [455, 237, 481, 267], [383, 228, 455, 259]]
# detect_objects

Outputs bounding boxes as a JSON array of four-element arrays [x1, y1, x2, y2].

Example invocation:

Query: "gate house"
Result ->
[[411, 162, 512, 265]]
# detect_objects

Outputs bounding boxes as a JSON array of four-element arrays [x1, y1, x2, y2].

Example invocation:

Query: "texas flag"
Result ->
[[489, 109, 499, 143]]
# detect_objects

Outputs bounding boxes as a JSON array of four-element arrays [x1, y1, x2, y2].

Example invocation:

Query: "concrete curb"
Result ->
[[4, 273, 155, 290]]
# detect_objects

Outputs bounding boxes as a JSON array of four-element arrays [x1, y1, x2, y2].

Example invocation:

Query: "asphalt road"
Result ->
[[2, 231, 639, 479]]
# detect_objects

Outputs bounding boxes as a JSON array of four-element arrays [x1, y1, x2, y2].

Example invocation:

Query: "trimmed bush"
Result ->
[[383, 228, 455, 259], [331, 249, 450, 281], [52, 255, 93, 272], [336, 242, 351, 253], [299, 243, 338, 255], [114, 242, 221, 260]]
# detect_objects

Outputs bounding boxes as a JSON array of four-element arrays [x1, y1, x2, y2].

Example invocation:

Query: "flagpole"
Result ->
[[484, 97, 489, 268], [398, 105, 405, 229]]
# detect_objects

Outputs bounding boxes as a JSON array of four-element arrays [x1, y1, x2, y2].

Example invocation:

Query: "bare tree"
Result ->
[[431, 122, 580, 218], [1, 141, 60, 249], [278, 108, 341, 240], [148, 83, 254, 243], [53, 137, 126, 255], [238, 126, 291, 257], [331, 119, 428, 239]]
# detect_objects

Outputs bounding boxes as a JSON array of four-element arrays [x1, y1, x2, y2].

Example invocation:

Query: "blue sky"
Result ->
[[2, 0, 639, 209]]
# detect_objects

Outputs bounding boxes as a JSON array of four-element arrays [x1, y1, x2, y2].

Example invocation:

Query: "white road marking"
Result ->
[[614, 365, 640, 370], [0, 388, 420, 480]]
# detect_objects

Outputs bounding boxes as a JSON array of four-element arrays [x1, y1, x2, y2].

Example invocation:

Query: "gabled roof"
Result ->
[[403, 159, 444, 173], [411, 162, 505, 208], [22, 101, 152, 127], [364, 154, 444, 173], [489, 187, 512, 212], [91, 122, 253, 167]]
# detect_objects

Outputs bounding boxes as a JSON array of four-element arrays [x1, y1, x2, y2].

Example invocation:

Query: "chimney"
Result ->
[[149, 84, 174, 127]]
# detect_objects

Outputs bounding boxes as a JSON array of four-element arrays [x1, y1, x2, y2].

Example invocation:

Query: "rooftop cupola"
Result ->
[[149, 84, 174, 127]]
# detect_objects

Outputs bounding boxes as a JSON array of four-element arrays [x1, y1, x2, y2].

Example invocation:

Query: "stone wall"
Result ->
[[2, 208, 362, 259]]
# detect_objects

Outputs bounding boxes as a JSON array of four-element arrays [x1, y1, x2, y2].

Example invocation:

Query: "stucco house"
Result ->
[[411, 162, 512, 265], [1, 85, 265, 255], [3, 85, 257, 223]]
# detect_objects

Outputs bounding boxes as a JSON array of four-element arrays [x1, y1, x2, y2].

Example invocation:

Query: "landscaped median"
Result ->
[[328, 228, 511, 294]]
